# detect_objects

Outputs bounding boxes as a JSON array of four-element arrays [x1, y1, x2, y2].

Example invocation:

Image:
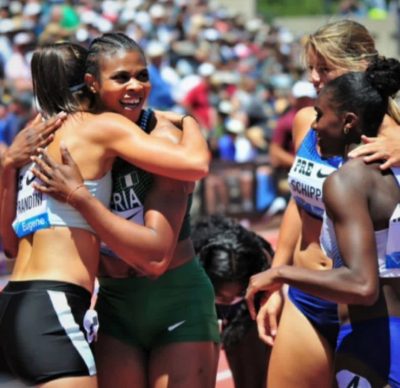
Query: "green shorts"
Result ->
[[96, 258, 220, 351]]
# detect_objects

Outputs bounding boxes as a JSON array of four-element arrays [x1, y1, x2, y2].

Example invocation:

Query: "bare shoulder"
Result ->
[[293, 106, 315, 150], [151, 112, 182, 144], [93, 112, 135, 127], [87, 112, 142, 140], [323, 159, 373, 207]]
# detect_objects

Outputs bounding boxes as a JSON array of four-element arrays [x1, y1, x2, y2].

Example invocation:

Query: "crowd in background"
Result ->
[[0, 0, 312, 218], [0, 0, 394, 220]]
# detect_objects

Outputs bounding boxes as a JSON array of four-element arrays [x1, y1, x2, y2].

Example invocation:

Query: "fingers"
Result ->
[[39, 112, 66, 138], [360, 135, 377, 144], [30, 158, 53, 184], [268, 311, 278, 341], [44, 112, 66, 132], [60, 142, 75, 166], [245, 288, 257, 320], [36, 148, 57, 168], [32, 182, 52, 194], [30, 113, 43, 126], [38, 134, 55, 150], [31, 168, 50, 187], [379, 157, 397, 170], [348, 143, 376, 159], [256, 308, 274, 346]]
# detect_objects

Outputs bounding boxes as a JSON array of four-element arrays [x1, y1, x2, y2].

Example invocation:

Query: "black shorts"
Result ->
[[0, 280, 97, 386]]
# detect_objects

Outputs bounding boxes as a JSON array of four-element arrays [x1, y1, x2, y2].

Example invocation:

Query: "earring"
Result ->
[[343, 125, 350, 135]]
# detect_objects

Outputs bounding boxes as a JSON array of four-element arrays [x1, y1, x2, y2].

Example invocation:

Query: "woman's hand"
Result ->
[[348, 125, 400, 169], [31, 143, 86, 205], [154, 110, 185, 128], [154, 110, 198, 130], [256, 290, 284, 346], [246, 267, 282, 320], [2, 112, 66, 169]]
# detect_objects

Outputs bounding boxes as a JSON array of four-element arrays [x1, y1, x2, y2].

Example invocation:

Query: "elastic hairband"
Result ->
[[69, 83, 86, 92]]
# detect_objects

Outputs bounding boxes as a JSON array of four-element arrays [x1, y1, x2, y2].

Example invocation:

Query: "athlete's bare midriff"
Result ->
[[293, 210, 332, 271], [10, 227, 100, 293]]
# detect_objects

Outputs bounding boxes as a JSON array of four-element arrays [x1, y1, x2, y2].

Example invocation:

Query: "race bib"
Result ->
[[336, 370, 372, 388], [12, 164, 50, 238], [83, 309, 99, 344], [386, 204, 400, 271]]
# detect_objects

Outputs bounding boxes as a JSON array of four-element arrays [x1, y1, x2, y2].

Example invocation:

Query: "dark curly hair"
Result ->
[[322, 56, 400, 137], [191, 215, 274, 347]]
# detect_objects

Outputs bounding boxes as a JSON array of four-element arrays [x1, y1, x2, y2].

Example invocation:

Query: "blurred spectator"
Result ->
[[270, 80, 316, 198], [0, 0, 317, 222], [231, 76, 271, 139], [0, 93, 34, 162], [4, 32, 35, 92], [147, 3, 177, 46], [146, 40, 177, 110], [215, 118, 260, 213], [0, 100, 8, 158], [23, 1, 45, 37], [270, 80, 316, 169], [59, 1, 80, 31], [182, 62, 217, 133], [339, 0, 366, 16], [204, 118, 239, 214], [367, 0, 388, 19]]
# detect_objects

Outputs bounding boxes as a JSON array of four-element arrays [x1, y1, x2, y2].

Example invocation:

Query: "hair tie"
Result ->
[[69, 83, 86, 92]]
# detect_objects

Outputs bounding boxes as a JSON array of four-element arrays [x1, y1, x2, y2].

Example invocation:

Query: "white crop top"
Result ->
[[13, 162, 112, 238]]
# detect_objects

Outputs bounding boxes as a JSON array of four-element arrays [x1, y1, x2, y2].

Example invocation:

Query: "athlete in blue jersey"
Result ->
[[253, 20, 400, 388], [247, 56, 400, 387]]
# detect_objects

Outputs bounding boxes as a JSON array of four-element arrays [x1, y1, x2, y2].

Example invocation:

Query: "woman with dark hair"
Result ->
[[256, 20, 400, 387], [192, 215, 273, 388], [0, 36, 211, 387], [247, 56, 400, 387], [1, 33, 219, 388]]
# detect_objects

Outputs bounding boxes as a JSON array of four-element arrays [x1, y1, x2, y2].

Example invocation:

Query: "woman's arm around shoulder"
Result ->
[[348, 116, 400, 169], [93, 112, 210, 181]]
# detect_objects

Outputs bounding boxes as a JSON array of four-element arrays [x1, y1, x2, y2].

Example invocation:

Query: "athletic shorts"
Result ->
[[288, 286, 339, 348], [336, 317, 400, 388], [96, 258, 220, 351], [0, 280, 97, 386]]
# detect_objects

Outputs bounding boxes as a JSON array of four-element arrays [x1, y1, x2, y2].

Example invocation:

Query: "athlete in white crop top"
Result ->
[[12, 162, 111, 237], [0, 39, 210, 388], [246, 57, 400, 387]]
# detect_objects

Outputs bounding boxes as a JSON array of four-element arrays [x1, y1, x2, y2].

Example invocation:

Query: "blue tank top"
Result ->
[[288, 129, 342, 219], [321, 167, 400, 278]]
